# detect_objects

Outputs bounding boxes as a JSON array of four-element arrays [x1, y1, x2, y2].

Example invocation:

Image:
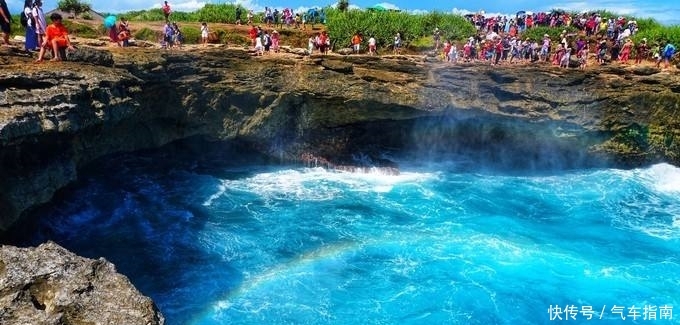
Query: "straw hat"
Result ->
[[543, 34, 549, 38], [272, 30, 278, 34]]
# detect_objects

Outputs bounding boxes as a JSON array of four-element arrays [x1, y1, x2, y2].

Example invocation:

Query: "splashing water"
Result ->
[[6, 151, 679, 325]]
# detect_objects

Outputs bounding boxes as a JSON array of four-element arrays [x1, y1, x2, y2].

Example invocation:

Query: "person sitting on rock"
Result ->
[[117, 18, 130, 47], [35, 13, 74, 62]]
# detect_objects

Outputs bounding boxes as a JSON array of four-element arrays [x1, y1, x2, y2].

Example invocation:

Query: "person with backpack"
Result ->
[[262, 30, 271, 53], [22, 0, 38, 51], [0, 0, 11, 46], [656, 41, 676, 69]]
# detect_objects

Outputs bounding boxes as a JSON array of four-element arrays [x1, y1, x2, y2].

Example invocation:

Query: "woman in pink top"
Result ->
[[619, 39, 633, 64], [271, 30, 280, 53]]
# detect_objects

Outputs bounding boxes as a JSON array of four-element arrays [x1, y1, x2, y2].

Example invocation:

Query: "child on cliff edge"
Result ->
[[35, 13, 75, 62]]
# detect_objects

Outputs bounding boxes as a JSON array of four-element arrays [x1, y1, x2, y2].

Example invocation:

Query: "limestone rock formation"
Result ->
[[0, 241, 164, 325], [0, 46, 679, 232]]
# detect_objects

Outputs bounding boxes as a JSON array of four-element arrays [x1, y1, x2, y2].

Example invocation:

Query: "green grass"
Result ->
[[325, 8, 476, 51]]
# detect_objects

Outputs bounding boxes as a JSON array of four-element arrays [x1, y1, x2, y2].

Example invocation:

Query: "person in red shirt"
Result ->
[[35, 13, 74, 62], [162, 1, 171, 22], [248, 25, 258, 47]]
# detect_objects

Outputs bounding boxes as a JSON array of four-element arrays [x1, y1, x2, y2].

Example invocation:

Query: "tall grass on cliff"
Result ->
[[325, 8, 476, 51], [123, 4, 262, 24]]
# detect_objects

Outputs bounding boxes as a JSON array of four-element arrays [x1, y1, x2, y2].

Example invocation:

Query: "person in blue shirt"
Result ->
[[656, 41, 675, 69]]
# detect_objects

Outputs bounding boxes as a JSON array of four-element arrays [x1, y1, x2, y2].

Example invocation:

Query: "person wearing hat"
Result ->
[[597, 39, 608, 64], [540, 34, 551, 62], [35, 13, 74, 62], [271, 29, 280, 53], [433, 27, 441, 50], [635, 38, 648, 64]]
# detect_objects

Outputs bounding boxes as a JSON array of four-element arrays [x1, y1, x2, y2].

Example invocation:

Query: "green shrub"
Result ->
[[632, 25, 680, 48], [134, 27, 158, 41], [81, 12, 92, 20], [122, 4, 261, 24], [180, 26, 201, 44], [62, 19, 100, 38], [215, 29, 249, 45], [325, 8, 475, 51]]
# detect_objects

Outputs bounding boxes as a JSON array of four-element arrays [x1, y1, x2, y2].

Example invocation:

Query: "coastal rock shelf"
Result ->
[[1, 46, 679, 231], [0, 241, 164, 325]]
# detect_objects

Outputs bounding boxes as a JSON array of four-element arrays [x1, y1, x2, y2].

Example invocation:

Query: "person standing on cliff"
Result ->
[[23, 0, 38, 51], [393, 32, 402, 54], [635, 38, 648, 64], [235, 6, 242, 25], [162, 1, 171, 22], [33, 0, 47, 49], [351, 31, 362, 54], [656, 41, 676, 69], [200, 22, 209, 46], [248, 24, 257, 47], [0, 0, 11, 46]]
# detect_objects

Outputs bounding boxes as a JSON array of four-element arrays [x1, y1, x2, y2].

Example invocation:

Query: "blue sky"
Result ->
[[6, 0, 679, 25]]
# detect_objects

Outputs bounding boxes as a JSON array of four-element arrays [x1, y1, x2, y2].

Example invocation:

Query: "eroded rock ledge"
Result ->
[[0, 241, 164, 324], [1, 46, 680, 232]]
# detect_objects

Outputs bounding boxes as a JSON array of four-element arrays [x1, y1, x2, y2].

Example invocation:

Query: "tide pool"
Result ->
[[7, 150, 679, 325]]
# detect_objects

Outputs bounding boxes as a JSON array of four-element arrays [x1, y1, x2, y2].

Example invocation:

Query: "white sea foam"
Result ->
[[639, 163, 680, 194], [202, 167, 436, 205], [203, 183, 226, 206]]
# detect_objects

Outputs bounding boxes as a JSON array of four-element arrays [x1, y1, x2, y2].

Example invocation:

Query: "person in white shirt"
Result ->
[[32, 0, 47, 47], [368, 35, 376, 55], [200, 22, 208, 46], [308, 35, 315, 54], [254, 34, 263, 55]]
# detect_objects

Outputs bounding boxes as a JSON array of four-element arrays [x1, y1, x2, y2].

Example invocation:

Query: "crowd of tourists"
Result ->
[[444, 10, 677, 69], [2, 0, 676, 69]]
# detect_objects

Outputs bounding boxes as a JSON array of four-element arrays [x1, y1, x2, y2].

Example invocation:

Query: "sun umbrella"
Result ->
[[104, 15, 117, 29]]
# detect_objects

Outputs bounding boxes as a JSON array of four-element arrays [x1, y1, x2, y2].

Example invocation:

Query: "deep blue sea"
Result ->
[[8, 143, 680, 325]]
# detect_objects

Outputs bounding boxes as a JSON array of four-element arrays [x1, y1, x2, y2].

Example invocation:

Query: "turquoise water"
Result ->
[[8, 147, 680, 325]]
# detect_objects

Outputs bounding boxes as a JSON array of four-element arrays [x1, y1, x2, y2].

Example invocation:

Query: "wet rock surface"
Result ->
[[0, 241, 164, 325], [0, 46, 679, 230]]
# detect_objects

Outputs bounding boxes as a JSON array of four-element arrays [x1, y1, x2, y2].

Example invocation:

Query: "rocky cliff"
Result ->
[[1, 46, 679, 233], [0, 241, 164, 324]]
